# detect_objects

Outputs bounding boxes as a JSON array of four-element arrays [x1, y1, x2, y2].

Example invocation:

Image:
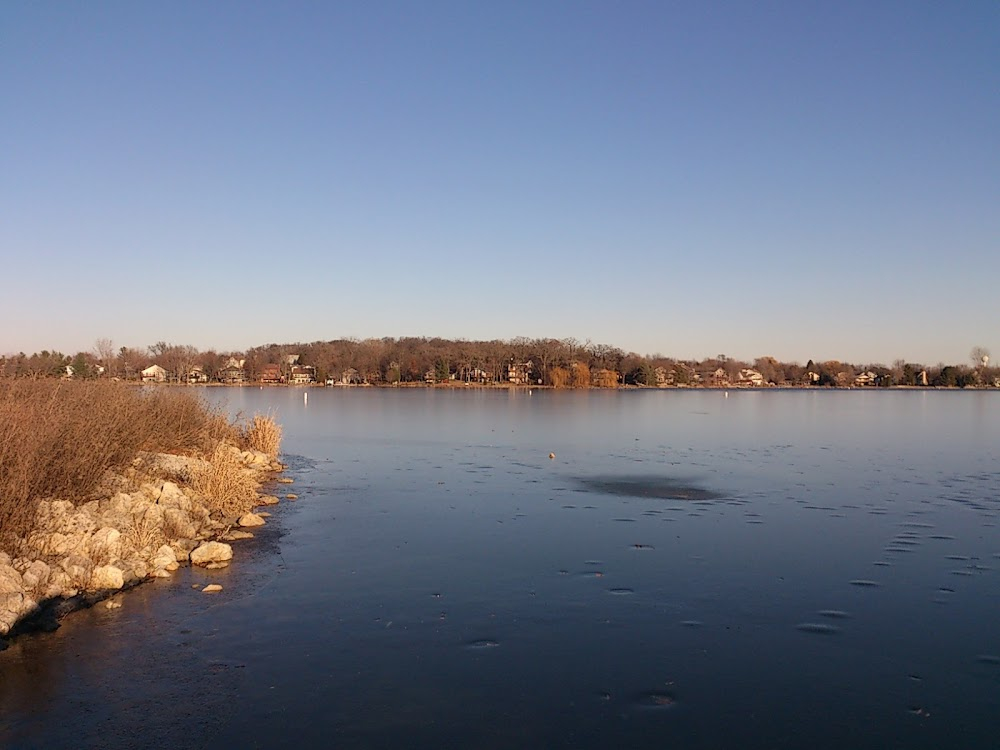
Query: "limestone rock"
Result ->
[[107, 492, 135, 515], [151, 545, 177, 571], [222, 530, 254, 541], [202, 584, 223, 593], [238, 512, 265, 528], [45, 568, 73, 598], [190, 542, 233, 567], [42, 532, 79, 556], [63, 511, 96, 535], [0, 552, 10, 567], [140, 482, 162, 501], [48, 499, 75, 517], [60, 555, 94, 586], [257, 495, 280, 506], [163, 508, 197, 540], [90, 565, 124, 590], [0, 592, 37, 636], [90, 527, 123, 559], [276, 477, 294, 484], [136, 452, 207, 483], [141, 503, 165, 526], [170, 539, 198, 563], [0, 565, 23, 594], [285, 494, 298, 500], [157, 481, 190, 510], [105, 599, 122, 609], [203, 561, 230, 570], [21, 561, 51, 592]]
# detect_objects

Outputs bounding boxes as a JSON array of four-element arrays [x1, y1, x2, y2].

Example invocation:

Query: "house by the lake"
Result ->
[[219, 358, 246, 384], [854, 371, 877, 387], [141, 364, 168, 383], [259, 364, 283, 384], [186, 365, 209, 384], [738, 368, 765, 387], [507, 360, 534, 385], [289, 365, 317, 384]]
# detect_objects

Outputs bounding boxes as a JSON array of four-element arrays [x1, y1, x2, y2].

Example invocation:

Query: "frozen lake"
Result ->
[[2, 388, 998, 749]]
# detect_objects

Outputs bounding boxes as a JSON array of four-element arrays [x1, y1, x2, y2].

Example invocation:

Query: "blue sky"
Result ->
[[2, 1, 997, 364]]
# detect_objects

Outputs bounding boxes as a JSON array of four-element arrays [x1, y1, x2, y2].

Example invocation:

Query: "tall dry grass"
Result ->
[[240, 412, 282, 458], [190, 444, 261, 517], [0, 381, 236, 548]]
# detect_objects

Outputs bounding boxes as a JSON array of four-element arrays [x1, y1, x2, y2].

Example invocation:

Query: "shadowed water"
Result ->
[[1, 389, 999, 749], [575, 476, 722, 501]]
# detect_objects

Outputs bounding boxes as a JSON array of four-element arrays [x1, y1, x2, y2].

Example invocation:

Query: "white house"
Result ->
[[141, 364, 168, 383], [854, 371, 877, 387], [738, 368, 765, 387]]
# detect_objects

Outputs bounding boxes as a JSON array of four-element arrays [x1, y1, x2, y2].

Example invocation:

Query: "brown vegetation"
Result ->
[[190, 444, 262, 517], [0, 381, 249, 548], [592, 368, 619, 388], [549, 367, 570, 388], [570, 362, 591, 389], [241, 412, 283, 458]]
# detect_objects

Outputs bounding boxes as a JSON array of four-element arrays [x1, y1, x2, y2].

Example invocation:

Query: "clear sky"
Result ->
[[2, 1, 998, 365]]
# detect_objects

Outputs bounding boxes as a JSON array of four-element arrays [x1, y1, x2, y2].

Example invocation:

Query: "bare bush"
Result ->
[[122, 512, 165, 556], [191, 444, 261, 517], [241, 412, 282, 457], [0, 381, 242, 549]]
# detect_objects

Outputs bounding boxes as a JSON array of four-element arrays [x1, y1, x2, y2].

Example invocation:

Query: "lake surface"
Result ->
[[2, 389, 999, 749]]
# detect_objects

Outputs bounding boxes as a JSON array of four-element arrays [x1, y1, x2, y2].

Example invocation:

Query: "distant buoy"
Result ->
[[304, 392, 308, 405], [549, 453, 555, 460], [725, 391, 729, 398]]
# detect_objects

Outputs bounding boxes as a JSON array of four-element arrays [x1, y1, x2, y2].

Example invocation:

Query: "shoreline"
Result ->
[[140, 381, 995, 392], [0, 445, 290, 649]]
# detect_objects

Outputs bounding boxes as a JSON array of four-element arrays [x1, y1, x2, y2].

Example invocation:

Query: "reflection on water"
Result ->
[[1, 389, 999, 749]]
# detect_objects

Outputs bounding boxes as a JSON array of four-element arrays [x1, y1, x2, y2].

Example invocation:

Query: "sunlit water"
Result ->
[[2, 389, 998, 749]]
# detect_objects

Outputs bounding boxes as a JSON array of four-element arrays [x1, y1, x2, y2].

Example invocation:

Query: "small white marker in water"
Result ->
[[304, 392, 308, 405], [725, 391, 729, 398]]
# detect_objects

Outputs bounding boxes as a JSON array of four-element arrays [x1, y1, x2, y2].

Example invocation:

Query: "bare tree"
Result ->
[[118, 347, 145, 380], [94, 338, 117, 377], [970, 346, 990, 369]]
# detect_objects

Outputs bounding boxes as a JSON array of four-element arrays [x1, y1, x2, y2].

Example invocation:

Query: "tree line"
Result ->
[[0, 337, 995, 389]]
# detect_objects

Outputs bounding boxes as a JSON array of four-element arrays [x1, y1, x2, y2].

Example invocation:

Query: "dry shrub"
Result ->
[[122, 512, 165, 556], [570, 362, 591, 388], [592, 368, 619, 388], [241, 412, 282, 458], [0, 381, 239, 549], [191, 444, 260, 517], [548, 367, 570, 388], [136, 388, 236, 455]]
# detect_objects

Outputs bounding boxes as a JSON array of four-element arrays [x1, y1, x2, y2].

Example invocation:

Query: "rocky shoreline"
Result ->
[[0, 444, 289, 649]]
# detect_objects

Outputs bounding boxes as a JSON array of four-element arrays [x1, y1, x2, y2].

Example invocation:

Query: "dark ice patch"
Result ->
[[574, 476, 722, 501]]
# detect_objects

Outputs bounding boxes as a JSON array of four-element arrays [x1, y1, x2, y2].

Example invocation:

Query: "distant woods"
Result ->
[[0, 338, 996, 389]]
